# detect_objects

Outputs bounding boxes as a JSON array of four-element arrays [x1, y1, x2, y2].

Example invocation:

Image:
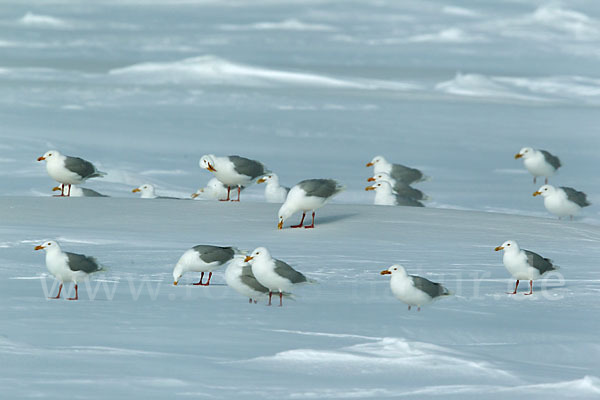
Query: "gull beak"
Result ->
[[257, 178, 266, 184], [278, 219, 283, 230], [52, 186, 61, 192], [244, 256, 253, 262], [173, 281, 178, 286], [191, 193, 199, 198], [365, 186, 375, 191], [34, 245, 45, 250], [207, 162, 217, 172], [514, 153, 523, 159], [132, 188, 141, 193], [494, 246, 504, 251], [367, 177, 375, 182], [37, 156, 46, 161], [366, 162, 374, 167], [533, 191, 541, 196], [380, 270, 391, 275]]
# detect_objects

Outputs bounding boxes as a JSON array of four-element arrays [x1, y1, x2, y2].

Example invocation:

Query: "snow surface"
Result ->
[[2, 198, 600, 399]]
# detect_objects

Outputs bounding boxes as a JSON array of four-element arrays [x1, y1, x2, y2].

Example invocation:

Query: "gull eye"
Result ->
[[48, 243, 51, 246], [507, 243, 511, 246]]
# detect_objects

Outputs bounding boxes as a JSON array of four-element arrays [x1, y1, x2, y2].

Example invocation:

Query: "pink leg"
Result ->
[[267, 292, 272, 306], [545, 177, 548, 184], [524, 280, 533, 295], [304, 212, 315, 229], [193, 272, 205, 285], [231, 186, 241, 202], [67, 284, 78, 300], [201, 272, 212, 286], [407, 305, 411, 311], [279, 292, 283, 307], [254, 299, 258, 304], [291, 213, 306, 228], [49, 283, 63, 299], [219, 187, 231, 201], [507, 280, 519, 294], [67, 184, 72, 197], [417, 307, 421, 312], [249, 298, 252, 304], [533, 177, 537, 184]]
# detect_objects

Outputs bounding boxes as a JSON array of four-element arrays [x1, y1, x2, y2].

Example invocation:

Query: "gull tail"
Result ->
[[90, 170, 107, 179]]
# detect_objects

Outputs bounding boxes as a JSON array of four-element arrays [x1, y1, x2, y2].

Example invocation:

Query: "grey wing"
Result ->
[[540, 150, 561, 170], [239, 265, 270, 293], [561, 187, 590, 207], [64, 156, 102, 179], [298, 179, 344, 199], [395, 195, 424, 207], [194, 245, 235, 264], [390, 163, 424, 184], [80, 188, 108, 197], [524, 250, 557, 275], [274, 259, 307, 284], [410, 276, 449, 298], [229, 156, 267, 179], [66, 252, 102, 273], [393, 182, 427, 201]]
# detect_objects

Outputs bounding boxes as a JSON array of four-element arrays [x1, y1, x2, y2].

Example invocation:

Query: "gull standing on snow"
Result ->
[[52, 184, 108, 197], [191, 178, 232, 200], [515, 147, 561, 184], [366, 155, 427, 185], [224, 254, 271, 303], [365, 181, 424, 207], [173, 245, 239, 286], [380, 265, 450, 311], [495, 240, 558, 295], [199, 154, 267, 202], [257, 173, 289, 203], [37, 150, 106, 196], [368, 173, 429, 201], [35, 240, 104, 300], [132, 184, 180, 199], [278, 179, 344, 229], [533, 185, 590, 219], [245, 247, 308, 306]]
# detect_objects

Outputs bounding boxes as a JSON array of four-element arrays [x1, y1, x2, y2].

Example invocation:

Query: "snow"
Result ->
[[1, 198, 600, 399]]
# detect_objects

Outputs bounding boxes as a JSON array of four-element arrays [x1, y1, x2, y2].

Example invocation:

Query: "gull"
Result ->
[[367, 172, 429, 201], [533, 185, 590, 219], [380, 265, 450, 311], [191, 178, 231, 200], [199, 154, 268, 201], [515, 147, 561, 184], [495, 240, 558, 295], [245, 247, 309, 306], [35, 240, 104, 300], [224, 254, 271, 304], [278, 179, 344, 229], [38, 150, 106, 196], [257, 173, 290, 203], [132, 184, 180, 199], [366, 155, 427, 185], [173, 245, 239, 286], [365, 181, 424, 207]]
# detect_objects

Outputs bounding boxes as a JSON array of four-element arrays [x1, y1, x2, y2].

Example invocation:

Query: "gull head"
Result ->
[[35, 240, 60, 252], [533, 184, 555, 198], [245, 247, 270, 263], [132, 184, 156, 198], [380, 264, 407, 277], [366, 155, 385, 167], [37, 150, 61, 162], [515, 147, 533, 160], [172, 264, 183, 286], [495, 240, 519, 252], [199, 154, 217, 172]]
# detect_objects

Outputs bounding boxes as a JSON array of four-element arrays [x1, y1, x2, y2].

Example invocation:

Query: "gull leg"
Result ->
[[507, 280, 519, 294], [291, 213, 306, 228], [417, 307, 421, 312], [408, 305, 411, 311], [249, 298, 252, 304], [219, 186, 231, 201], [545, 177, 548, 184], [49, 283, 63, 299], [67, 184, 72, 197], [279, 292, 283, 307], [201, 272, 213, 286], [67, 284, 78, 300], [524, 280, 533, 295], [533, 177, 537, 184], [304, 212, 315, 229], [254, 299, 258, 304], [231, 186, 241, 202], [193, 272, 205, 285], [268, 291, 272, 306]]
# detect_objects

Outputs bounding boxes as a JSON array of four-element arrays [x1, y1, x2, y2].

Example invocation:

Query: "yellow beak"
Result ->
[[494, 246, 504, 251], [366, 162, 374, 167], [173, 281, 178, 286], [278, 219, 283, 230], [52, 186, 61, 192], [191, 193, 199, 198], [207, 162, 217, 172], [514, 153, 523, 159], [34, 245, 45, 250], [37, 156, 46, 161], [244, 256, 253, 262], [132, 188, 141, 193], [257, 178, 266, 184], [365, 186, 375, 191], [533, 191, 541, 196], [367, 177, 375, 182], [380, 270, 391, 275]]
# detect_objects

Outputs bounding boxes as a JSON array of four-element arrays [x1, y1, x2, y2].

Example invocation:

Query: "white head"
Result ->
[[277, 202, 296, 230], [244, 247, 271, 263], [37, 150, 62, 162], [132, 184, 156, 198], [172, 263, 184, 285], [34, 240, 61, 252], [533, 184, 556, 198], [257, 173, 279, 185], [380, 264, 407, 277], [515, 147, 534, 160], [495, 240, 520, 253], [367, 172, 393, 184], [365, 181, 393, 194], [199, 154, 217, 172], [366, 155, 387, 167]]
